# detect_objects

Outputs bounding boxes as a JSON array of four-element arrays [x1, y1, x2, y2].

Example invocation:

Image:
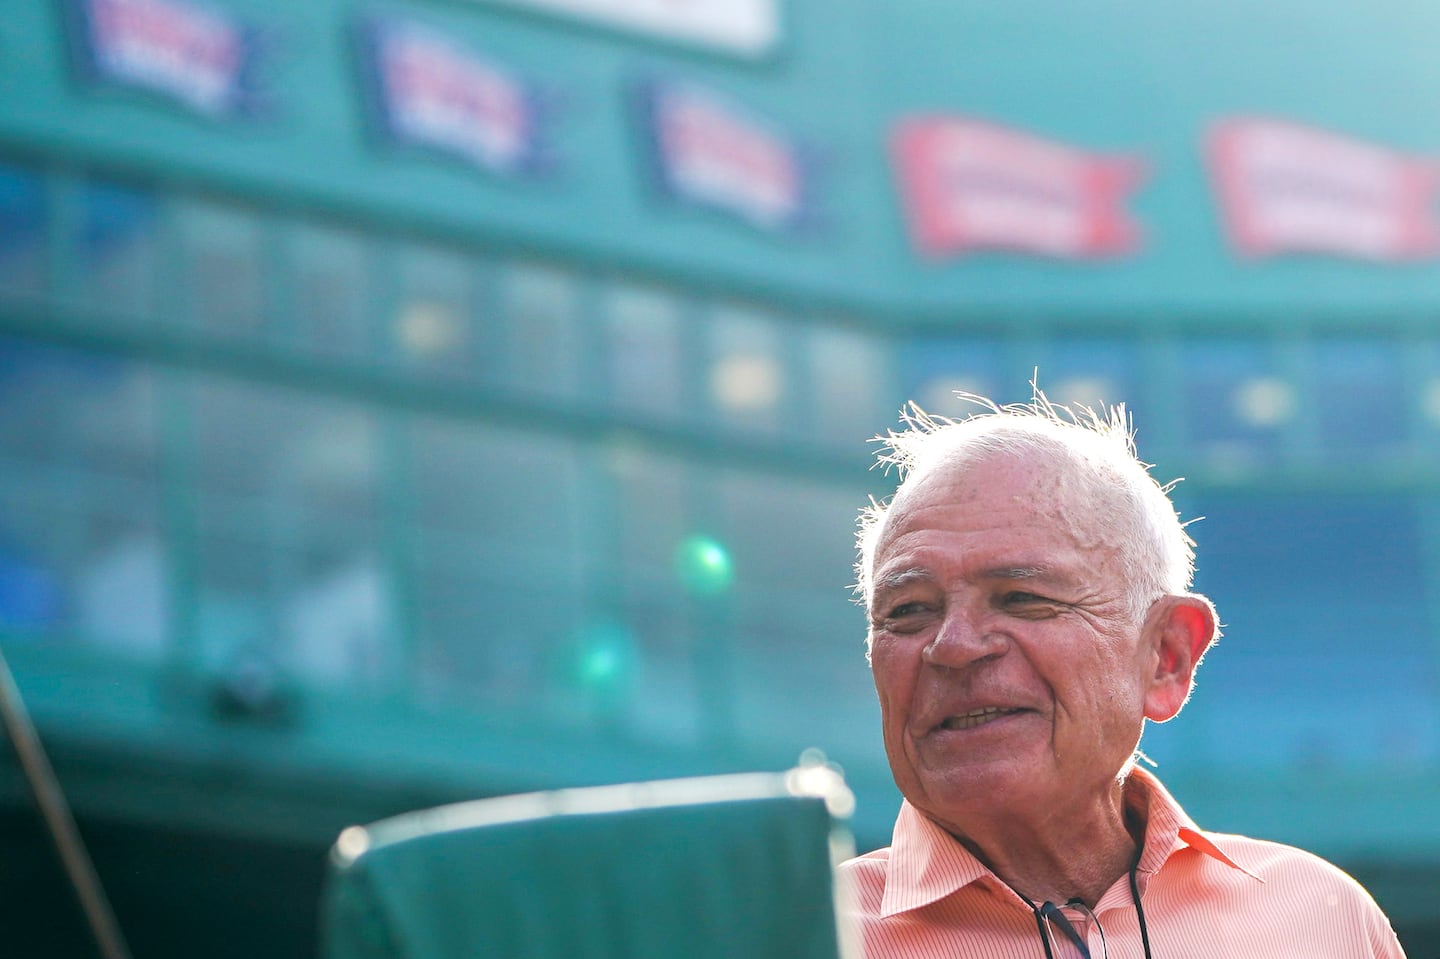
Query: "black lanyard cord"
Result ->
[[1033, 907, 1057, 959], [1128, 865, 1154, 959], [1027, 865, 1154, 959]]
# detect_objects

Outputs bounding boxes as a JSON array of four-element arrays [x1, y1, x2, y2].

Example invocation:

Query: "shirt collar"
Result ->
[[1126, 766, 1262, 886], [878, 767, 1261, 918], [878, 800, 998, 917]]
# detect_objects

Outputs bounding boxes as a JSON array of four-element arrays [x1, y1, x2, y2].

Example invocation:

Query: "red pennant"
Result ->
[[1207, 118, 1440, 260], [891, 117, 1146, 259]]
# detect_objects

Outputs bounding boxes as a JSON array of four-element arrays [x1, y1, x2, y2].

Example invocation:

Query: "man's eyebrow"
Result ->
[[977, 565, 1083, 588], [870, 563, 1080, 597], [870, 567, 935, 595], [978, 565, 1048, 581]]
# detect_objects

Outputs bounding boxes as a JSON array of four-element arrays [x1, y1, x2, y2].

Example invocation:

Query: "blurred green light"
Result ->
[[577, 642, 623, 686], [568, 620, 635, 692], [674, 534, 734, 597]]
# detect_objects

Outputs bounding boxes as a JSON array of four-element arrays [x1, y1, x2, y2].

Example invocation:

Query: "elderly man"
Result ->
[[839, 397, 1405, 958]]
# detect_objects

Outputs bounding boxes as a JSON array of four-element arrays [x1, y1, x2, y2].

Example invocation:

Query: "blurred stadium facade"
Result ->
[[3, 0, 1440, 955]]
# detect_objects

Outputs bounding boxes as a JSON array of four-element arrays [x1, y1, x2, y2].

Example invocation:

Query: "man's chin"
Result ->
[[906, 760, 1047, 821]]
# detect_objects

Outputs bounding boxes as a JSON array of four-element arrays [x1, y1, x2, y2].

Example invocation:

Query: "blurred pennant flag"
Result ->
[[1207, 118, 1440, 260], [63, 0, 273, 118], [356, 16, 557, 178], [890, 117, 1145, 259], [634, 79, 826, 234]]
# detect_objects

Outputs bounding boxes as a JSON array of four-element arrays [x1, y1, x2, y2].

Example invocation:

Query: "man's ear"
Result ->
[[1142, 594, 1219, 723]]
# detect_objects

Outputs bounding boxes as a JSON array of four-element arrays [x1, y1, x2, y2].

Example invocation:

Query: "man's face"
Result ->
[[866, 449, 1156, 833]]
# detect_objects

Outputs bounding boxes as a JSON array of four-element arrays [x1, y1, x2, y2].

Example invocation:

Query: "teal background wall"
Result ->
[[3, 0, 1440, 956]]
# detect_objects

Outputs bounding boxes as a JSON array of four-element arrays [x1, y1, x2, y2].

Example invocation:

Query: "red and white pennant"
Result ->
[[1207, 118, 1440, 261], [890, 117, 1146, 259]]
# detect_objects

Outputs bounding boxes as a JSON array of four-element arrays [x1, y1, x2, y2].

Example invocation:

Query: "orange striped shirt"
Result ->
[[838, 768, 1407, 958]]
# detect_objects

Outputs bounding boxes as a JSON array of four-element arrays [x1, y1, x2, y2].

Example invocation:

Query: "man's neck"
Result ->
[[937, 779, 1146, 907]]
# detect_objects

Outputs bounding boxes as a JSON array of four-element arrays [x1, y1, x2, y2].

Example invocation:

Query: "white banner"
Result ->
[[475, 0, 779, 57]]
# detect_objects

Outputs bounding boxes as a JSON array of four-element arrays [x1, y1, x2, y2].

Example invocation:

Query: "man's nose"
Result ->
[[922, 608, 1006, 669]]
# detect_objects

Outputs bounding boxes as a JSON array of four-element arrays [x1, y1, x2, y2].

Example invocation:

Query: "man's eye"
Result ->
[[1001, 591, 1059, 608], [999, 591, 1063, 615], [874, 601, 930, 628]]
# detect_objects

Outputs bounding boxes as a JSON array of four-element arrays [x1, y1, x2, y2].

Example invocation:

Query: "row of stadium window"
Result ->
[[904, 335, 1440, 472], [6, 157, 1440, 472], [0, 339, 873, 755], [0, 158, 888, 451], [1, 338, 1437, 773]]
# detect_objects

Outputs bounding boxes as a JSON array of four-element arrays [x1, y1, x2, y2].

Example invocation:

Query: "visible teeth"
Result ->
[[940, 707, 1016, 730]]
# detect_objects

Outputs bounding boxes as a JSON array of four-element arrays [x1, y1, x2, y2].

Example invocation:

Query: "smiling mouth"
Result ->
[[938, 707, 1025, 731]]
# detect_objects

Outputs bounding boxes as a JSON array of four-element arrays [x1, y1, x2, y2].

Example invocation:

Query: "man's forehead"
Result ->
[[870, 561, 1075, 593], [871, 454, 1119, 583], [885, 449, 1088, 534]]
